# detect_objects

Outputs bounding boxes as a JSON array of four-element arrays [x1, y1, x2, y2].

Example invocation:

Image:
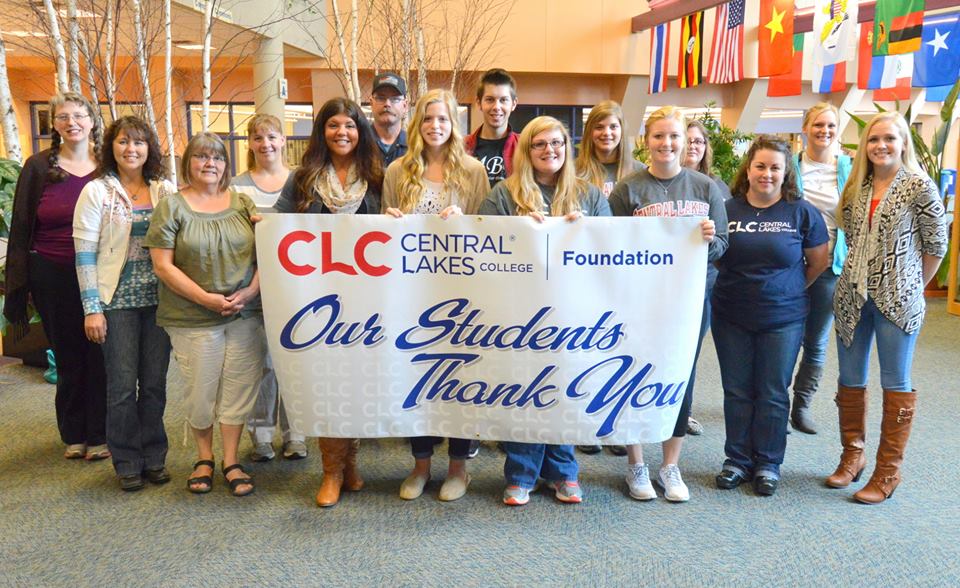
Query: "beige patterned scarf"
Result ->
[[315, 164, 367, 214]]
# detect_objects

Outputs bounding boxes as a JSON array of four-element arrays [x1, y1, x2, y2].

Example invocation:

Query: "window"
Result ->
[[186, 102, 314, 175]]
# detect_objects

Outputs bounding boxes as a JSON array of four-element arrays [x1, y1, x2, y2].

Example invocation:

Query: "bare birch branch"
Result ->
[[66, 0, 82, 93], [42, 0, 69, 92], [164, 0, 176, 183], [201, 0, 215, 130]]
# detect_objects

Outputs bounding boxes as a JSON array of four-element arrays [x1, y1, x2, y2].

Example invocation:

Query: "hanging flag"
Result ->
[[708, 1, 746, 84], [860, 21, 911, 89], [874, 0, 925, 55], [813, 0, 858, 66], [813, 61, 848, 93], [874, 54, 913, 100], [759, 0, 795, 76], [914, 13, 960, 87], [768, 33, 805, 97], [678, 11, 705, 88], [926, 84, 954, 101], [649, 22, 671, 94]]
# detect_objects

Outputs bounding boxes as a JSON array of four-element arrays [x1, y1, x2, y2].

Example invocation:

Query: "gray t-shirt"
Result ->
[[479, 181, 611, 217]]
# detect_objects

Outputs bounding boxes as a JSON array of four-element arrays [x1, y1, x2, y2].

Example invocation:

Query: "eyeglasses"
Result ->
[[688, 138, 706, 146], [372, 95, 405, 105], [530, 139, 565, 152], [54, 113, 90, 123], [191, 153, 226, 163]]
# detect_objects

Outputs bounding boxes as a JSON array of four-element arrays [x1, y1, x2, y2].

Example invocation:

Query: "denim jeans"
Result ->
[[502, 443, 578, 489], [28, 252, 107, 445], [799, 271, 838, 367], [712, 315, 805, 480], [101, 307, 171, 476], [837, 298, 918, 392], [410, 437, 471, 459]]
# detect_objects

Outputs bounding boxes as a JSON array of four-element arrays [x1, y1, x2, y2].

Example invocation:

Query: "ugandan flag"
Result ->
[[678, 11, 705, 88], [873, 0, 924, 55]]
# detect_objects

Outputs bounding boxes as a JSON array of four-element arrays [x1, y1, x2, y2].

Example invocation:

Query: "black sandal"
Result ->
[[187, 459, 215, 494], [222, 463, 255, 497]]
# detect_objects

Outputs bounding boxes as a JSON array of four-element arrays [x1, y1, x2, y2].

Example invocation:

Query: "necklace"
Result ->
[[121, 180, 147, 202], [652, 169, 681, 197]]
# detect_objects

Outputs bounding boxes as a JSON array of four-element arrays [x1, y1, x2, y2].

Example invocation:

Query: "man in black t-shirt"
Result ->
[[370, 72, 408, 168], [464, 68, 520, 186]]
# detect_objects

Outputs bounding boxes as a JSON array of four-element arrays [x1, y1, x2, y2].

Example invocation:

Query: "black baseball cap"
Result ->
[[372, 72, 407, 95]]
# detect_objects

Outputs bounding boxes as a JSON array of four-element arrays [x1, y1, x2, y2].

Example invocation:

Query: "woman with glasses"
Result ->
[[274, 97, 383, 507], [230, 114, 309, 463], [382, 88, 489, 502], [480, 115, 611, 506], [4, 92, 109, 461], [608, 106, 727, 503], [830, 112, 946, 504], [145, 133, 264, 497], [787, 103, 852, 435], [72, 116, 175, 491]]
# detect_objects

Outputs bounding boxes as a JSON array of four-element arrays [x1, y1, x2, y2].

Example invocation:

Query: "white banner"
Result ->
[[256, 214, 706, 445]]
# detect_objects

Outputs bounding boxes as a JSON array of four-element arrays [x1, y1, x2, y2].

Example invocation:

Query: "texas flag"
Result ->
[[913, 13, 960, 87]]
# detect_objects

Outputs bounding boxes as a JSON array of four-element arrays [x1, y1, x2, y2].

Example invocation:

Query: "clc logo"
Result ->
[[278, 230, 392, 276]]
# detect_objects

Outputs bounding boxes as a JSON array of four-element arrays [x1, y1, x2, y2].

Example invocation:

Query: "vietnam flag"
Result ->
[[759, 0, 795, 76], [767, 33, 804, 97], [678, 11, 705, 88], [874, 0, 925, 55]]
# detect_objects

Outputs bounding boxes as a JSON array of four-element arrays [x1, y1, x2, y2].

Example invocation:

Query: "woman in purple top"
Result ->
[[3, 92, 108, 460]]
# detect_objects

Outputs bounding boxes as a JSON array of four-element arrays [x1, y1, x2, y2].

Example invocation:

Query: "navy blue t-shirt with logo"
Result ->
[[712, 197, 828, 331], [472, 136, 509, 185]]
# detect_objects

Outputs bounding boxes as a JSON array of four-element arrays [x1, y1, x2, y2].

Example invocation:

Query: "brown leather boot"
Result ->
[[316, 438, 349, 507], [854, 390, 916, 504], [825, 385, 867, 488], [343, 438, 364, 492]]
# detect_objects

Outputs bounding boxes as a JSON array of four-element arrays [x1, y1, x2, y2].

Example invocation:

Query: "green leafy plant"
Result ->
[[846, 78, 960, 287], [694, 102, 754, 184]]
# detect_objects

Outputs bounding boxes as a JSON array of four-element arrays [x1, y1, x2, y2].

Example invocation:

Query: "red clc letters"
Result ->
[[278, 230, 392, 276]]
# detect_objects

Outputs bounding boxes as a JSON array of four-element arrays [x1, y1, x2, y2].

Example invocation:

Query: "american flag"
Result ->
[[708, 0, 745, 84], [649, 22, 670, 94]]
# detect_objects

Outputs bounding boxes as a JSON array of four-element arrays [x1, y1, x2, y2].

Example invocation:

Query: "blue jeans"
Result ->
[[837, 298, 918, 392], [799, 271, 838, 367], [712, 315, 805, 480], [101, 307, 171, 476], [502, 443, 578, 489]]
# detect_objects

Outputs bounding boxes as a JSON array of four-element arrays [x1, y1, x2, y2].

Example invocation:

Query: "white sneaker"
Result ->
[[657, 464, 690, 502], [626, 463, 656, 501]]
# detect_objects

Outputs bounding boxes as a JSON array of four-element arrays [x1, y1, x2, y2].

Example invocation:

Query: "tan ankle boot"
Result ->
[[854, 390, 916, 504], [826, 385, 868, 488], [343, 439, 364, 492], [316, 438, 349, 507]]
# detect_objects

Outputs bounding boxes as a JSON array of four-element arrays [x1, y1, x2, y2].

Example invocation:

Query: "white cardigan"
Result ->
[[72, 175, 174, 306]]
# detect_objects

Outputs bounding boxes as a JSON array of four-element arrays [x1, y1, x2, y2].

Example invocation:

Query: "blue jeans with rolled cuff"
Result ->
[[837, 297, 918, 392], [712, 314, 805, 480], [502, 443, 578, 489], [101, 306, 171, 476]]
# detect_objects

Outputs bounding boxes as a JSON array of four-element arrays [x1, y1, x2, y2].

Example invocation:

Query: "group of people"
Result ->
[[3, 67, 946, 508]]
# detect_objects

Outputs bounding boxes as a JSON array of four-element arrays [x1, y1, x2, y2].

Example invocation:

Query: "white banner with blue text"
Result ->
[[256, 214, 706, 444]]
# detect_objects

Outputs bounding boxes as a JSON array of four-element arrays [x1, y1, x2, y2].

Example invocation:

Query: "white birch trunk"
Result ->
[[401, 0, 411, 97], [415, 15, 426, 98], [105, 0, 117, 120], [0, 33, 23, 163], [201, 0, 215, 130], [164, 0, 176, 183], [350, 0, 361, 102], [77, 35, 100, 118], [66, 0, 82, 93], [131, 0, 158, 134], [42, 0, 69, 92], [330, 0, 356, 102]]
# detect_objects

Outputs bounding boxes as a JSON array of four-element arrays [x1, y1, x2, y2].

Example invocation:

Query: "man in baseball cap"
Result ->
[[370, 72, 408, 168]]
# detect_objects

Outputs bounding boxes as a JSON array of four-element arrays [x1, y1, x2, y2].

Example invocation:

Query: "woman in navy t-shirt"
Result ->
[[712, 136, 829, 496]]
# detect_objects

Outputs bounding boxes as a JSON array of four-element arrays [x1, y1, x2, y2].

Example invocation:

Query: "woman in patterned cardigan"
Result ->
[[829, 112, 947, 504]]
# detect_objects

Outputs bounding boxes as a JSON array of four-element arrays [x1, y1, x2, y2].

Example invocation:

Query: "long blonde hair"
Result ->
[[576, 100, 626, 189], [644, 105, 688, 172], [837, 111, 923, 230], [505, 116, 587, 217], [395, 89, 474, 213]]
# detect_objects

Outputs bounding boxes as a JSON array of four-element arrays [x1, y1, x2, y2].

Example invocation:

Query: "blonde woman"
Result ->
[[382, 89, 489, 501], [830, 112, 946, 504], [608, 106, 726, 503], [230, 114, 307, 462], [788, 103, 852, 435], [575, 100, 635, 199], [480, 116, 611, 506]]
